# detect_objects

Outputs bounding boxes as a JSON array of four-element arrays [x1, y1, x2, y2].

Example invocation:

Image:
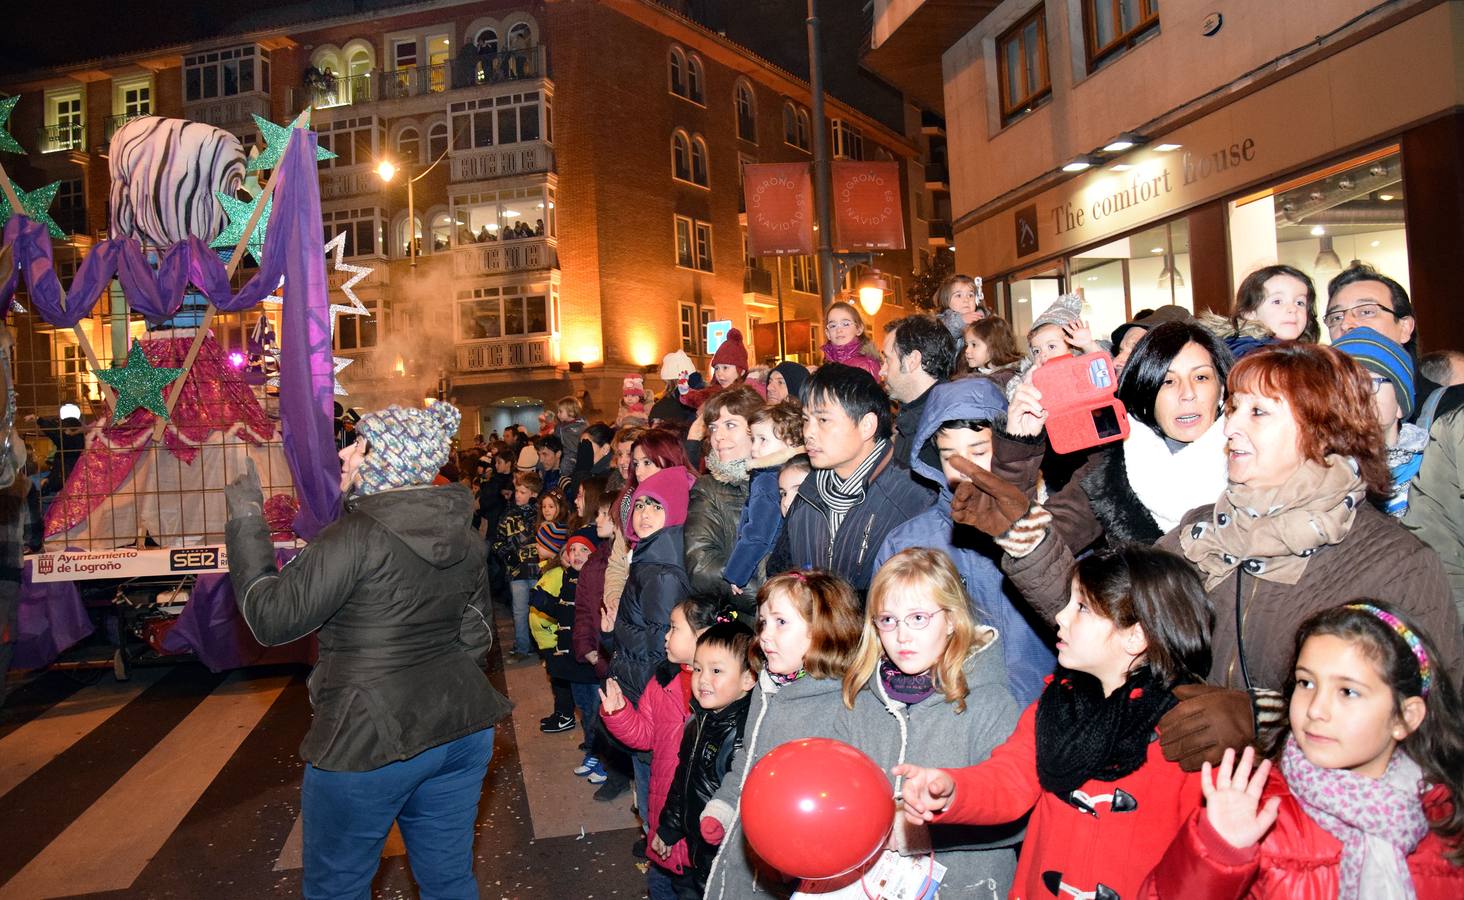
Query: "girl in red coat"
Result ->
[[1144, 601, 1464, 899], [600, 595, 719, 898], [895, 545, 1213, 900]]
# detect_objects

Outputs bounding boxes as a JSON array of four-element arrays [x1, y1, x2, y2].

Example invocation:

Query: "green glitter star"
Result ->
[[96, 340, 184, 423], [0, 96, 24, 154], [0, 180, 63, 238], [209, 188, 271, 264], [246, 112, 335, 172]]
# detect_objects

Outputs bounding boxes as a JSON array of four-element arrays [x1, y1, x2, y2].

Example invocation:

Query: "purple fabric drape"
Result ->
[[15, 560, 94, 669], [274, 131, 341, 540], [161, 555, 315, 672]]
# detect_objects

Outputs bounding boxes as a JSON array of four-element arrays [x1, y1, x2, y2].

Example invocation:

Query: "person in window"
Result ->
[[534, 218, 545, 237], [477, 224, 491, 243]]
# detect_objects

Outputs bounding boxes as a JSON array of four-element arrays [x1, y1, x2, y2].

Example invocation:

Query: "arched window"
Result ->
[[430, 212, 453, 251], [687, 55, 705, 104], [507, 22, 532, 48], [396, 127, 420, 164], [671, 130, 692, 182], [397, 215, 423, 257], [735, 81, 757, 142], [668, 47, 686, 97], [428, 121, 449, 158], [475, 28, 499, 53], [690, 136, 709, 187], [796, 109, 811, 150], [783, 102, 797, 144]]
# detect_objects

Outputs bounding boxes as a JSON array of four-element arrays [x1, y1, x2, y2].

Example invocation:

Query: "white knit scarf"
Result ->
[[1123, 415, 1229, 533]]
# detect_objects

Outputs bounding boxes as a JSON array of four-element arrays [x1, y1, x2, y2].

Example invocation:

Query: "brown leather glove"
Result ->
[[948, 456, 1031, 536], [1157, 684, 1257, 772], [948, 457, 1052, 557]]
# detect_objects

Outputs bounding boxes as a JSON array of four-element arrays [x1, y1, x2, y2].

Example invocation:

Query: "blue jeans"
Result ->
[[632, 752, 653, 835], [647, 863, 679, 900], [570, 681, 600, 744], [302, 728, 494, 900], [509, 579, 534, 654]]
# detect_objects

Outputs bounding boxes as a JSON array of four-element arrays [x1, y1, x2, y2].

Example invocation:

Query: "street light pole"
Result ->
[[806, 0, 836, 308], [378, 147, 451, 268]]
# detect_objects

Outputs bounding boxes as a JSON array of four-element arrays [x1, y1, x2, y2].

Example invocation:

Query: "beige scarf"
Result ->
[[1180, 455, 1366, 589]]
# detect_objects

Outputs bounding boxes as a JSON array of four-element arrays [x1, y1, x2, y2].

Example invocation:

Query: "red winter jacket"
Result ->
[[573, 540, 611, 679], [934, 702, 1203, 900], [603, 662, 693, 874], [1140, 769, 1464, 899]]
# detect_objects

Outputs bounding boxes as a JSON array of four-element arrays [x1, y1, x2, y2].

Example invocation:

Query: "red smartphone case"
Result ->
[[1030, 351, 1130, 454]]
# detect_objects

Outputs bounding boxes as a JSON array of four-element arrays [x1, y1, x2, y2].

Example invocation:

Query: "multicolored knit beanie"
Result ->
[[354, 401, 461, 496]]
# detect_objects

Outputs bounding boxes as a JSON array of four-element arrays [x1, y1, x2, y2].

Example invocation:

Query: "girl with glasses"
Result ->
[[820, 300, 883, 379]]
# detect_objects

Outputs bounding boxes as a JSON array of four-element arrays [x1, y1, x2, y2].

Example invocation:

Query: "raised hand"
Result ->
[[890, 763, 956, 824], [599, 678, 626, 715], [1063, 318, 1097, 352], [1201, 747, 1280, 850], [1006, 382, 1048, 437], [947, 456, 1031, 536]]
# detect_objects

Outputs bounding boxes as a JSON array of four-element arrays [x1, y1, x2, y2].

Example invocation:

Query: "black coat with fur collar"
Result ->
[[1078, 445, 1165, 547]]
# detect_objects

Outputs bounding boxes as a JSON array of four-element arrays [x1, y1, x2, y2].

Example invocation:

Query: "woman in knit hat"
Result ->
[[1334, 325, 1424, 516], [766, 360, 809, 404], [223, 401, 511, 898]]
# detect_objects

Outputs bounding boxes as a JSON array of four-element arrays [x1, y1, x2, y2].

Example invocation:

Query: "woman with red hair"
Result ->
[[947, 342, 1462, 762]]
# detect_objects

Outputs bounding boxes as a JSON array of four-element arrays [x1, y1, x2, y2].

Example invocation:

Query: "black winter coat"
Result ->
[[783, 445, 934, 593], [608, 526, 692, 704], [531, 565, 598, 684], [685, 472, 758, 614], [656, 692, 753, 882], [226, 485, 513, 772]]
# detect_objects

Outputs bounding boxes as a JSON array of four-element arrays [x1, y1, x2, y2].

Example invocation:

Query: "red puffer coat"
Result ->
[[602, 660, 693, 874], [1140, 769, 1464, 898]]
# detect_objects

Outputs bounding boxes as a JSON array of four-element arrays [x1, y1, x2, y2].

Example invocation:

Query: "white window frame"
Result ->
[[44, 88, 84, 153]]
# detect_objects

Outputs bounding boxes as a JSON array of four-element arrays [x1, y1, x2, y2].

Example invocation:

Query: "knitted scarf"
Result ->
[[1122, 416, 1229, 534], [767, 668, 805, 686], [1180, 455, 1366, 590], [707, 455, 750, 485], [1280, 736, 1429, 900], [1384, 423, 1427, 517], [1034, 665, 1178, 798], [879, 657, 934, 705], [814, 439, 889, 537]]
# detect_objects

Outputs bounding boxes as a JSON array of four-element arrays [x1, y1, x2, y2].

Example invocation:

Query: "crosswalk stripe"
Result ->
[[273, 812, 408, 871], [0, 671, 290, 900], [0, 668, 168, 801]]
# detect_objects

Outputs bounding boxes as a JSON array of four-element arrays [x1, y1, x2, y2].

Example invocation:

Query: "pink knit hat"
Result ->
[[627, 467, 695, 540]]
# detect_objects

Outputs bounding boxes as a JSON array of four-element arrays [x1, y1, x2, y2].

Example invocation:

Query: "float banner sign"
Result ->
[[832, 161, 906, 251], [31, 547, 231, 582], [744, 163, 815, 256]]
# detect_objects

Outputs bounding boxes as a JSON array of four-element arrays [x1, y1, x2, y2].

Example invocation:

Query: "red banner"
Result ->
[[744, 163, 815, 256], [832, 161, 906, 251]]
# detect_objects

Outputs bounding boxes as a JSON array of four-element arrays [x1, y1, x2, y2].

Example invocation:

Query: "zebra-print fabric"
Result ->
[[108, 116, 245, 248]]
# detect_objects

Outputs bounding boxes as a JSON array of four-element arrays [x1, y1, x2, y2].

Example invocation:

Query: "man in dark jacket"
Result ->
[[784, 364, 933, 595], [880, 314, 957, 483], [225, 401, 511, 900]]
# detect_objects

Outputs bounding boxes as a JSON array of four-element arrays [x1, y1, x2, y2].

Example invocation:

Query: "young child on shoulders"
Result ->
[[601, 596, 721, 896], [1143, 601, 1464, 899], [724, 401, 805, 607], [701, 570, 865, 900], [1007, 293, 1101, 399], [655, 621, 758, 898], [896, 545, 1214, 900]]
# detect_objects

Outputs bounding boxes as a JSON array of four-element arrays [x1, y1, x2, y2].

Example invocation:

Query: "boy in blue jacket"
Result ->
[[873, 377, 1056, 704]]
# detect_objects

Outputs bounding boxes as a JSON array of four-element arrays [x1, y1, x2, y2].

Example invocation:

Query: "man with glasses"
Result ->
[[1324, 265, 1441, 423]]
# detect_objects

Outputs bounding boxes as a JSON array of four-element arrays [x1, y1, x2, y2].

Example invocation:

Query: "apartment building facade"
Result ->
[[2, 0, 929, 434]]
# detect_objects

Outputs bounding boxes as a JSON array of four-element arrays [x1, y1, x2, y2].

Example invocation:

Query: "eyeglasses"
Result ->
[[1322, 302, 1400, 330], [825, 318, 856, 330], [873, 609, 945, 632], [1368, 375, 1389, 395]]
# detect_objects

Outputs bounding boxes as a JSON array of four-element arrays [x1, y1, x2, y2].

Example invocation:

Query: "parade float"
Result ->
[[1, 102, 356, 675]]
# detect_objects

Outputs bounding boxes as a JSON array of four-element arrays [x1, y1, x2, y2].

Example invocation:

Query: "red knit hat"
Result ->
[[711, 328, 748, 372]]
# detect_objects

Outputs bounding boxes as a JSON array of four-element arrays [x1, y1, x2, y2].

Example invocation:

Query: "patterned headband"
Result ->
[[1345, 603, 1433, 697]]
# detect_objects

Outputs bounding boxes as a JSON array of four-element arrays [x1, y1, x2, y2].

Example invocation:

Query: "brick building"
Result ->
[[1, 0, 935, 435]]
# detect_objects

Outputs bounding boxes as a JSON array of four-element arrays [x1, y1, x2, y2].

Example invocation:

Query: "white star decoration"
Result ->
[[260, 232, 372, 395]]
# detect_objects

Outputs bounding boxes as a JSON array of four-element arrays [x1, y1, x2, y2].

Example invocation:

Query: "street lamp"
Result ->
[[376, 147, 450, 267], [857, 270, 887, 317]]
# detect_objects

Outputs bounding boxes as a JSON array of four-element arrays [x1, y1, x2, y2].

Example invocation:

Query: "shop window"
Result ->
[[735, 81, 757, 143], [1067, 219, 1191, 341], [998, 6, 1050, 122], [1229, 147, 1409, 317], [1084, 0, 1159, 68]]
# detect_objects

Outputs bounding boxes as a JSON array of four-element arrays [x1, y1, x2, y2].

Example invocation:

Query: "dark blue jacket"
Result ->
[[874, 377, 1056, 704], [608, 526, 691, 703], [783, 443, 933, 593], [722, 467, 782, 589]]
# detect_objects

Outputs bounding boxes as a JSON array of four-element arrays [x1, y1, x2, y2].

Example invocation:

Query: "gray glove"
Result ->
[[225, 457, 264, 521]]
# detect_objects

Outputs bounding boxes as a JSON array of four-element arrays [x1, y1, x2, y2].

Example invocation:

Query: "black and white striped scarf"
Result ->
[[814, 439, 889, 536]]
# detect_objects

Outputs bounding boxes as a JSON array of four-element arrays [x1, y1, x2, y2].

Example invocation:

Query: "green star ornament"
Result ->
[[246, 112, 335, 172], [0, 96, 24, 154], [0, 180, 63, 238], [209, 188, 271, 265], [97, 340, 184, 423]]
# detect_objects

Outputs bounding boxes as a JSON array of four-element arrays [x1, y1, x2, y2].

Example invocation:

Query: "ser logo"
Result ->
[[170, 547, 225, 571]]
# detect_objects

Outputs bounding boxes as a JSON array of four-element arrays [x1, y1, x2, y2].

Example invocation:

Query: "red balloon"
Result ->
[[740, 738, 894, 880]]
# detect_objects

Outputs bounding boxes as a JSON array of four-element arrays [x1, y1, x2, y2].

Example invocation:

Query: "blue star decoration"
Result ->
[[0, 181, 64, 238], [96, 340, 185, 423], [246, 112, 335, 173], [209, 188, 271, 265], [0, 96, 23, 154]]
